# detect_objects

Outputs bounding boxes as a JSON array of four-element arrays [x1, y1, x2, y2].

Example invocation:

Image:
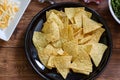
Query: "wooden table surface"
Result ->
[[0, 0, 120, 80]]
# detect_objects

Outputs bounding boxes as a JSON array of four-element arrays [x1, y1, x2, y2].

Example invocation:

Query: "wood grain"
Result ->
[[0, 0, 120, 80]]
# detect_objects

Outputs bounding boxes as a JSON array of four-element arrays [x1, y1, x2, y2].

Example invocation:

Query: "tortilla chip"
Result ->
[[70, 48, 92, 75], [38, 44, 57, 68], [68, 25, 74, 40], [86, 11, 92, 18], [74, 28, 83, 40], [54, 56, 72, 79], [63, 39, 78, 60], [32, 32, 48, 48], [61, 17, 69, 39], [47, 12, 64, 30], [82, 15, 102, 34], [90, 43, 108, 67], [42, 20, 60, 42], [51, 39, 62, 48], [46, 9, 66, 20], [65, 8, 75, 23], [78, 45, 92, 55], [78, 35, 92, 44], [88, 28, 105, 43], [47, 56, 55, 68]]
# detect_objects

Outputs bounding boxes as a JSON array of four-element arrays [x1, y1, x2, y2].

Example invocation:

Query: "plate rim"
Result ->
[[24, 2, 113, 80]]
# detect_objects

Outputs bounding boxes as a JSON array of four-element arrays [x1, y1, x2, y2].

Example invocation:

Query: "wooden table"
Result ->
[[0, 0, 120, 80]]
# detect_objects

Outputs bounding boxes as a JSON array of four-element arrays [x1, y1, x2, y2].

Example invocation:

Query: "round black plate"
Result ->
[[24, 2, 112, 80]]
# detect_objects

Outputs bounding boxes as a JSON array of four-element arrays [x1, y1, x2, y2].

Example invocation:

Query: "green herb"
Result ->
[[111, 0, 120, 20]]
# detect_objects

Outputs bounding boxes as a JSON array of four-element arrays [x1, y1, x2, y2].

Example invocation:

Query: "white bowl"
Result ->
[[108, 0, 120, 24], [0, 0, 31, 41]]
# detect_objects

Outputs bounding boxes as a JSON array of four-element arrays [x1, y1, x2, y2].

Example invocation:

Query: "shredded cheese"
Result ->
[[0, 0, 19, 29]]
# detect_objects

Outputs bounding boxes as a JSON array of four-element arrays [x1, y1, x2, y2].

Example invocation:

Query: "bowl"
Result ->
[[108, 0, 120, 24], [25, 2, 112, 80], [0, 0, 31, 41]]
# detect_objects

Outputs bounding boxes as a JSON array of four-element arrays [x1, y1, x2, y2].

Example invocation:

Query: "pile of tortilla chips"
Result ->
[[32, 7, 108, 79]]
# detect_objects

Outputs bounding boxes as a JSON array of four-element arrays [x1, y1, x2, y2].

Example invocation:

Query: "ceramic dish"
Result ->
[[25, 2, 112, 80], [108, 0, 120, 24], [0, 0, 31, 41]]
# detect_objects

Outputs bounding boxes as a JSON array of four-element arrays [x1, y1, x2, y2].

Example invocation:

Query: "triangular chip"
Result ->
[[78, 35, 92, 44], [70, 46, 92, 75], [78, 45, 92, 55], [83, 15, 102, 34], [38, 44, 57, 69], [68, 25, 74, 40], [74, 12, 83, 29], [32, 32, 48, 48], [42, 20, 60, 42], [54, 56, 72, 79], [63, 39, 78, 60], [87, 28, 105, 43], [90, 43, 107, 67], [47, 12, 64, 30], [51, 39, 62, 48], [46, 9, 66, 20]]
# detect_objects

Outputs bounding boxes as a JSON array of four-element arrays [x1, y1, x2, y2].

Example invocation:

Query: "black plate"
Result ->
[[24, 2, 112, 80]]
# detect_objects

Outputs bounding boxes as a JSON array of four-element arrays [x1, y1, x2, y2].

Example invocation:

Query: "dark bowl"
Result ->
[[24, 2, 112, 80]]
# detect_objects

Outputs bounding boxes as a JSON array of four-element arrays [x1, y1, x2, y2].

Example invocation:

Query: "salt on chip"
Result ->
[[90, 43, 108, 67], [82, 15, 102, 34], [63, 39, 78, 60], [32, 32, 48, 48], [70, 46, 92, 75], [54, 56, 72, 79]]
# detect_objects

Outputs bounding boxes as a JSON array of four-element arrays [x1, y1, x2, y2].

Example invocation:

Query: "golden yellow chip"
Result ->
[[47, 56, 55, 68], [74, 28, 83, 40], [46, 9, 66, 20], [74, 12, 83, 28], [64, 8, 75, 23], [82, 15, 102, 34], [38, 44, 57, 68], [68, 25, 74, 40], [51, 40, 62, 48], [70, 49, 92, 75], [90, 43, 107, 67], [32, 32, 48, 48], [54, 56, 72, 79], [63, 39, 78, 60], [78, 35, 92, 44], [78, 45, 92, 54], [42, 20, 60, 42], [47, 12, 64, 30], [87, 28, 105, 43]]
